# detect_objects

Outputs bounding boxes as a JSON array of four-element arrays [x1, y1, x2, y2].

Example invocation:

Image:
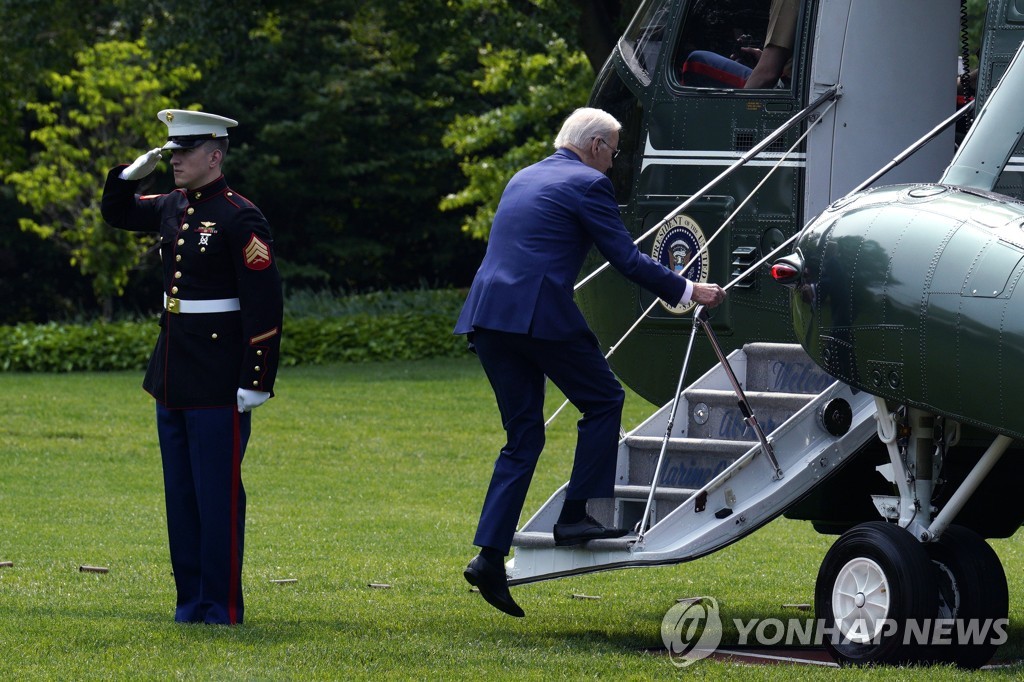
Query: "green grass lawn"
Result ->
[[1, 358, 1023, 680]]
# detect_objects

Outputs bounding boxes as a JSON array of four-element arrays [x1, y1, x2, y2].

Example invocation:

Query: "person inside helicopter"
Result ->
[[678, 0, 797, 89]]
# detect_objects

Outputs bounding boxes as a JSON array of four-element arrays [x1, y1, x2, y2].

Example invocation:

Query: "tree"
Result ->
[[0, 0, 131, 322], [156, 0, 496, 290], [440, 37, 594, 239], [440, 0, 636, 240], [5, 40, 200, 316]]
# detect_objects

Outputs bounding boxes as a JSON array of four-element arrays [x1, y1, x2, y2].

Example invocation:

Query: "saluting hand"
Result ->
[[119, 148, 164, 181], [691, 282, 726, 308]]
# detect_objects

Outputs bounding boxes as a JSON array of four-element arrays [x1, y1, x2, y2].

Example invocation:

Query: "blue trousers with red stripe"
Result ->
[[156, 404, 250, 624]]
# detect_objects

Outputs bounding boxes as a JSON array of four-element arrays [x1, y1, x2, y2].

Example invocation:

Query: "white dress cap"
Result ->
[[158, 109, 238, 149]]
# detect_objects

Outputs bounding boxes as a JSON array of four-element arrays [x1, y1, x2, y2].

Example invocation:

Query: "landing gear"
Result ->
[[815, 521, 938, 665], [815, 521, 1009, 667], [926, 525, 1008, 669]]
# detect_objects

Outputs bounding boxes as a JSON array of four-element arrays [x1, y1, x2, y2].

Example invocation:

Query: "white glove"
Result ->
[[119, 148, 164, 180], [237, 388, 271, 413]]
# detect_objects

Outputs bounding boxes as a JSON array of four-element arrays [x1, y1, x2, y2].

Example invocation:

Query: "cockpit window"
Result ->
[[673, 0, 799, 91], [618, 0, 673, 86]]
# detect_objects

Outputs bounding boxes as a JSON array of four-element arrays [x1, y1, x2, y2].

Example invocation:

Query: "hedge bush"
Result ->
[[0, 290, 470, 373]]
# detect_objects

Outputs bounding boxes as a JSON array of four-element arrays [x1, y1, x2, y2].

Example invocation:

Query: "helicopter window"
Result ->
[[619, 0, 674, 86], [673, 0, 799, 91], [590, 65, 642, 198]]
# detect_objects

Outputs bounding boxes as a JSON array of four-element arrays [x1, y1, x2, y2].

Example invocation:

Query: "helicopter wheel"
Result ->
[[815, 521, 938, 666], [924, 524, 1008, 669]]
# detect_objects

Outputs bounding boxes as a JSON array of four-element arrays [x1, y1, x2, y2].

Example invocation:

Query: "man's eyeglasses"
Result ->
[[596, 137, 620, 158]]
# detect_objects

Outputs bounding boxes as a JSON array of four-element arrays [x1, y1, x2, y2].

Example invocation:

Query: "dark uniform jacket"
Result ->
[[101, 168, 283, 409]]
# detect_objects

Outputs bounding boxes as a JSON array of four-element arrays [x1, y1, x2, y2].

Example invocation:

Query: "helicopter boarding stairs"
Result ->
[[508, 342, 879, 585]]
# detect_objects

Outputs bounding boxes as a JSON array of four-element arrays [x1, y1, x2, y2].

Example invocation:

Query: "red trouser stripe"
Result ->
[[228, 409, 242, 624]]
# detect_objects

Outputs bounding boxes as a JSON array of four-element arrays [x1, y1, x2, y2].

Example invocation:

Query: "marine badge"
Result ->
[[243, 234, 272, 270], [650, 214, 709, 314]]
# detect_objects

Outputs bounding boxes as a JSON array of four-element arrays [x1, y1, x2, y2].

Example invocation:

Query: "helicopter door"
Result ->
[[804, 0, 959, 220], [636, 0, 809, 335]]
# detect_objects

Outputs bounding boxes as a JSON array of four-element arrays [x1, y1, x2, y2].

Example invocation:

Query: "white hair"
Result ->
[[553, 107, 622, 150]]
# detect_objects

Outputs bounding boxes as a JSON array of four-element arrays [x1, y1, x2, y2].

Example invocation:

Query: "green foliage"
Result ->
[[0, 289, 468, 372], [284, 288, 465, 317], [441, 15, 595, 240], [965, 0, 988, 66], [283, 313, 464, 366], [0, 321, 155, 372], [0, 1, 619, 318], [4, 39, 200, 305], [0, 0, 122, 177], [169, 0, 489, 291]]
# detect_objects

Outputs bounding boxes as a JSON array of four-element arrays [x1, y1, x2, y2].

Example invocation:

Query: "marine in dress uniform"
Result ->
[[456, 108, 725, 617], [101, 109, 283, 625]]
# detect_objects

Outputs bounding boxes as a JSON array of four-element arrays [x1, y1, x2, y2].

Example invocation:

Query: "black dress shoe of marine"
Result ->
[[553, 514, 629, 546], [463, 554, 525, 618]]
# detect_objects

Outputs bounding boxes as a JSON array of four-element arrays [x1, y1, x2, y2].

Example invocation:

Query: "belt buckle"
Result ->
[[167, 297, 181, 314]]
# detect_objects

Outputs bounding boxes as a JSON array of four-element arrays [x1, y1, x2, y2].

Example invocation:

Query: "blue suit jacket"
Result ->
[[454, 149, 690, 340]]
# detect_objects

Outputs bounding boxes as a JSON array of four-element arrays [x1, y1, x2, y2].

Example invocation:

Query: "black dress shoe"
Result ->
[[552, 514, 629, 546], [463, 554, 525, 617]]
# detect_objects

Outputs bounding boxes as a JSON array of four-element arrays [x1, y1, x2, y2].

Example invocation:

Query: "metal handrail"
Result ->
[[635, 306, 782, 541], [573, 85, 840, 293], [633, 95, 978, 539], [545, 95, 837, 429]]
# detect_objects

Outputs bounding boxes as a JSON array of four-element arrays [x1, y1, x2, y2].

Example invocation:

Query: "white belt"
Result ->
[[164, 294, 241, 314]]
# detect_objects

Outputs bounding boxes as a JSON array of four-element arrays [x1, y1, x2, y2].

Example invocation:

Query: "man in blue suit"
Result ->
[[457, 108, 726, 617]]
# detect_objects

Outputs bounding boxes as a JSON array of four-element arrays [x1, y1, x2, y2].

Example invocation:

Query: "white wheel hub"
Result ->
[[831, 557, 891, 644]]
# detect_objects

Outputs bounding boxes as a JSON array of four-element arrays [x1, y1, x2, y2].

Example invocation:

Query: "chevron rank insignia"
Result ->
[[243, 234, 272, 270]]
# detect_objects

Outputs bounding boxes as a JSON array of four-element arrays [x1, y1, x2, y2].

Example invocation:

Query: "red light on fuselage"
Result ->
[[771, 262, 800, 283]]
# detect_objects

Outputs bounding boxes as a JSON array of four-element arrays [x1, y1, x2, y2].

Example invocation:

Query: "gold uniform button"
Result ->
[[177, 238, 185, 245], [182, 223, 189, 230], [187, 208, 195, 215], [255, 366, 261, 371], [257, 350, 263, 356], [171, 286, 179, 294], [194, 192, 202, 199], [174, 271, 182, 279], [175, 255, 181, 262], [200, 247, 206, 253], [252, 381, 259, 387], [211, 333, 218, 340]]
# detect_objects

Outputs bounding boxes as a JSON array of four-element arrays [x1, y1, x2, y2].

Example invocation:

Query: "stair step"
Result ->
[[682, 388, 814, 408], [623, 435, 752, 455], [511, 531, 637, 550], [504, 341, 877, 585], [681, 389, 813, 440], [741, 343, 834, 394], [614, 484, 699, 501], [626, 437, 753, 488]]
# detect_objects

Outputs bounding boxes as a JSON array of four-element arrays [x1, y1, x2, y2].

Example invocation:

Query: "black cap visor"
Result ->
[[161, 134, 222, 150]]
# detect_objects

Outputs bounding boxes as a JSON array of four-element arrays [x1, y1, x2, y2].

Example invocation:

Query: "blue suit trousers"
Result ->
[[156, 404, 251, 624], [471, 329, 625, 554]]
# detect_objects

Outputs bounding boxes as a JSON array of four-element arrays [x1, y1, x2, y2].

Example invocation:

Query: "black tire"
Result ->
[[925, 524, 1009, 669], [816, 521, 939, 665]]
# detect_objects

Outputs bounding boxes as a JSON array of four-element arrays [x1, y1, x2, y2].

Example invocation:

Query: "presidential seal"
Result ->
[[651, 214, 709, 314]]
